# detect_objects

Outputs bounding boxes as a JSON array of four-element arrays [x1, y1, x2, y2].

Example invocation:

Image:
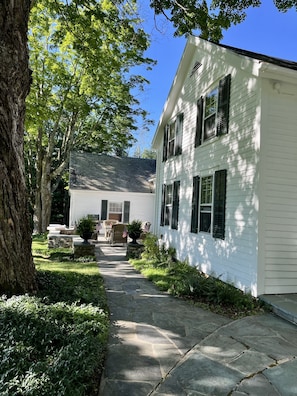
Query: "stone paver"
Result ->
[[96, 240, 297, 396]]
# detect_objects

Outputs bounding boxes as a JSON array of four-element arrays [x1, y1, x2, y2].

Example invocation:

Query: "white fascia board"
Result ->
[[152, 36, 197, 149]]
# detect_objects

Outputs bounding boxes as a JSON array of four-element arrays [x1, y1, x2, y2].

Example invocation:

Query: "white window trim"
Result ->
[[108, 201, 123, 218], [166, 118, 176, 159], [199, 175, 214, 234], [202, 85, 219, 144], [165, 184, 173, 226]]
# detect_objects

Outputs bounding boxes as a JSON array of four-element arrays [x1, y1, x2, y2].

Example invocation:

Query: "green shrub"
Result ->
[[0, 240, 109, 395], [142, 234, 177, 266], [141, 233, 160, 261], [130, 236, 265, 318], [0, 295, 108, 395]]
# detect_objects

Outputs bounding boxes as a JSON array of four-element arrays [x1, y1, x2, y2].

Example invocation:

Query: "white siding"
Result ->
[[154, 40, 262, 296], [260, 79, 297, 294], [69, 190, 155, 228], [153, 37, 297, 296]]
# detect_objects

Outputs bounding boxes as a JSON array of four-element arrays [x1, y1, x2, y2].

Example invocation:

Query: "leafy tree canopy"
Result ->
[[25, 0, 156, 231], [26, 0, 155, 156], [149, 0, 297, 41]]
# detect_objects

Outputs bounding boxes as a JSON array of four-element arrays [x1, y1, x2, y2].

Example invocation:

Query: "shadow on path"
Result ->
[[96, 240, 230, 395]]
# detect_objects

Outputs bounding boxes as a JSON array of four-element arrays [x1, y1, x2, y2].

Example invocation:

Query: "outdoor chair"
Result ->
[[109, 223, 127, 245], [103, 219, 118, 239]]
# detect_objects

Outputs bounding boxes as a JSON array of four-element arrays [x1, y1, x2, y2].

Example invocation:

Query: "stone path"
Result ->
[[96, 241, 297, 396]]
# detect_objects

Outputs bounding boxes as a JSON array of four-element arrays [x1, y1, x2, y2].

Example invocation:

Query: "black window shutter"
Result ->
[[190, 176, 200, 233], [217, 74, 231, 136], [123, 201, 130, 223], [101, 200, 108, 220], [162, 125, 169, 162], [213, 170, 227, 239], [160, 184, 166, 226], [172, 180, 180, 230], [195, 97, 204, 147], [174, 113, 183, 156]]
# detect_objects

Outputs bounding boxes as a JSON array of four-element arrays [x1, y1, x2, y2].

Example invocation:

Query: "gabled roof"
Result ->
[[217, 42, 297, 71], [152, 35, 297, 148], [69, 151, 156, 193]]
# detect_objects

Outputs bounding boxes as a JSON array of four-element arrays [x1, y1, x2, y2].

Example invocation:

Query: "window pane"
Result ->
[[168, 121, 176, 158], [166, 184, 173, 205], [204, 87, 218, 141], [200, 212, 211, 232], [201, 176, 213, 204], [165, 206, 172, 226], [168, 140, 174, 157], [204, 114, 216, 140], [109, 202, 122, 213], [109, 202, 122, 222], [200, 176, 213, 233], [205, 88, 218, 117], [169, 121, 176, 139], [165, 184, 173, 226]]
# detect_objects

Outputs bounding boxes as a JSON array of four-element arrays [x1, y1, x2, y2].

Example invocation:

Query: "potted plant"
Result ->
[[127, 220, 142, 245], [76, 217, 94, 244]]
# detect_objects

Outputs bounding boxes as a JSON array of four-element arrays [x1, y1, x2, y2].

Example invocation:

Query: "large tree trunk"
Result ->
[[0, 1, 37, 294]]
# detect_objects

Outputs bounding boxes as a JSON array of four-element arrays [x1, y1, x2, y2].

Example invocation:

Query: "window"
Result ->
[[101, 200, 130, 222], [204, 88, 218, 140], [168, 121, 176, 158], [163, 113, 183, 161], [165, 184, 172, 226], [195, 74, 231, 147], [200, 176, 213, 232], [190, 170, 227, 239], [160, 181, 180, 229], [108, 202, 123, 222]]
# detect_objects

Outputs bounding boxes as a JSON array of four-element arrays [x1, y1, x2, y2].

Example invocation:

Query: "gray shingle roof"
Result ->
[[69, 151, 156, 193], [217, 42, 297, 71]]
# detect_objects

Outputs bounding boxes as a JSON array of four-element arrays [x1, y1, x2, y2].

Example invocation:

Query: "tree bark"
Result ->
[[0, 0, 37, 294], [40, 157, 52, 231], [33, 111, 78, 233]]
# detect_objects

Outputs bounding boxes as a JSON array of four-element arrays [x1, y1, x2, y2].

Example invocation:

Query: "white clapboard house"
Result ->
[[152, 35, 297, 297], [69, 151, 156, 228]]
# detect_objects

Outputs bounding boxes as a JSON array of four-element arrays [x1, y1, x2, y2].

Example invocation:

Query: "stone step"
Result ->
[[260, 294, 297, 326]]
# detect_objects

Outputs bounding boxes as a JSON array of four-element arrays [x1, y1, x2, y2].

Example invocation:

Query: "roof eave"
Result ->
[[152, 36, 197, 148]]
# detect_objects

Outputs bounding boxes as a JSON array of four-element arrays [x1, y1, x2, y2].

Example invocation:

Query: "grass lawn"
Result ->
[[0, 232, 268, 395], [0, 235, 109, 396]]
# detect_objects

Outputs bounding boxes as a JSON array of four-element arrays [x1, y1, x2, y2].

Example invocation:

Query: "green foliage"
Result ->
[[273, 0, 297, 12], [150, 0, 297, 41], [27, 0, 155, 152], [141, 233, 160, 261], [76, 217, 94, 236], [150, 0, 261, 41], [142, 233, 176, 265], [127, 219, 142, 234], [132, 236, 265, 318], [25, 0, 156, 231], [0, 241, 109, 395]]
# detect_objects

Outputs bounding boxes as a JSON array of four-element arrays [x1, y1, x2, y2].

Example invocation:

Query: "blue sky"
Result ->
[[130, 2, 297, 155]]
